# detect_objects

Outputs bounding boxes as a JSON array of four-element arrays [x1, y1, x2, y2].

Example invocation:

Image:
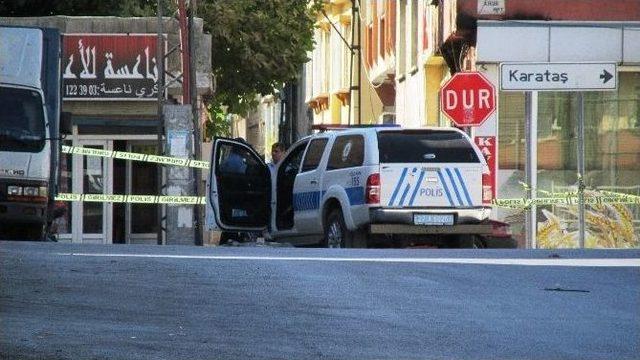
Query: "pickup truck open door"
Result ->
[[208, 138, 270, 232]]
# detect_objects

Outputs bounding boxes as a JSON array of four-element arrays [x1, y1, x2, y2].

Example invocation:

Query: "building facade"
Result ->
[[304, 0, 640, 248], [459, 0, 640, 248], [0, 16, 212, 245]]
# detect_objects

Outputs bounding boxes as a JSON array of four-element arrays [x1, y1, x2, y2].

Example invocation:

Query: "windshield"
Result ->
[[378, 130, 479, 163], [0, 87, 46, 152]]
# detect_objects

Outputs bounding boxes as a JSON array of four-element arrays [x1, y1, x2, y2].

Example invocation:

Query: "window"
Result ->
[[0, 87, 45, 152], [378, 131, 479, 163], [301, 138, 328, 172], [312, 29, 323, 96], [409, 0, 418, 69], [322, 29, 330, 93], [380, 14, 386, 58], [331, 24, 342, 92], [217, 143, 263, 176], [397, 0, 406, 75], [305, 52, 313, 101], [327, 135, 365, 170], [341, 22, 352, 90]]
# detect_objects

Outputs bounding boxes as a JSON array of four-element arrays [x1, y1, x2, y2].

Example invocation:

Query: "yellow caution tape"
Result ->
[[55, 193, 206, 205], [492, 191, 640, 208], [61, 145, 210, 169]]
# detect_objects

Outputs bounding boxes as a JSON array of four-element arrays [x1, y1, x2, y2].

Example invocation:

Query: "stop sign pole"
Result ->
[[440, 72, 496, 127]]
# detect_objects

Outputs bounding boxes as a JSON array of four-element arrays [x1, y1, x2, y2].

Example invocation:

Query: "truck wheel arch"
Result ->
[[321, 189, 356, 230]]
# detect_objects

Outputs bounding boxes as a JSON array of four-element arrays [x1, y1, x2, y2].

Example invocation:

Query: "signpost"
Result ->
[[500, 62, 618, 249], [500, 62, 617, 91], [440, 72, 496, 127]]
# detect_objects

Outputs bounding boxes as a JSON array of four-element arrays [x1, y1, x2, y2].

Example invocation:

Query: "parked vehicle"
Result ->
[[0, 26, 70, 240], [207, 126, 493, 248]]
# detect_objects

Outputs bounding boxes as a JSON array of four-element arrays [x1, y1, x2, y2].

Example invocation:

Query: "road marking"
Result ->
[[57, 253, 640, 267]]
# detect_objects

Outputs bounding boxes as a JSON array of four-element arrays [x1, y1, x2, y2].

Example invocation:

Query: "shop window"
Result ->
[[498, 76, 640, 249]]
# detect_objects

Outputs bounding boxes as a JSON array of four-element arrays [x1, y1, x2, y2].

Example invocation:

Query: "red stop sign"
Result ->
[[440, 72, 496, 127]]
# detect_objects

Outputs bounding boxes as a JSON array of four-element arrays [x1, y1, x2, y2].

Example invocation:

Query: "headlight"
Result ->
[[7, 186, 22, 195], [23, 187, 39, 196]]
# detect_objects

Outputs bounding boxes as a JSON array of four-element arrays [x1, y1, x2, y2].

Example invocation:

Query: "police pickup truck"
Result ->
[[207, 126, 492, 248]]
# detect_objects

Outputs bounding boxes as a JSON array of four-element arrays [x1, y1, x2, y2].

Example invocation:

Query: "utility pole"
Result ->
[[188, 0, 203, 246], [156, 0, 200, 245], [156, 0, 165, 245]]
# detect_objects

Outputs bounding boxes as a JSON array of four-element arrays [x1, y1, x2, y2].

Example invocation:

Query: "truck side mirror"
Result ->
[[60, 112, 72, 135]]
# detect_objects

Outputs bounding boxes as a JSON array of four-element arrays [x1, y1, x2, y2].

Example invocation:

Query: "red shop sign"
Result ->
[[62, 34, 163, 101]]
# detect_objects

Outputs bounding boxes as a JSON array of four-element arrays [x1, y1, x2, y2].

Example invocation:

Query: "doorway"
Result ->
[[72, 139, 113, 244], [111, 140, 159, 244]]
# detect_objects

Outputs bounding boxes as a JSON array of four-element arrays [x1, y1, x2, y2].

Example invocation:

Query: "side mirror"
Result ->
[[60, 112, 72, 135]]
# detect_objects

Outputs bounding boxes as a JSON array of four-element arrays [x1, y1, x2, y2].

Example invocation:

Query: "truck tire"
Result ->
[[324, 209, 349, 248]]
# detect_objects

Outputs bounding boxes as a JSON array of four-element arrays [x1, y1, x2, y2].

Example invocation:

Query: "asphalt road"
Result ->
[[1, 241, 639, 360]]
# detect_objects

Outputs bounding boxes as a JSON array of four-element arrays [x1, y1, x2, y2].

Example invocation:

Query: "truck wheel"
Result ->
[[324, 209, 349, 248]]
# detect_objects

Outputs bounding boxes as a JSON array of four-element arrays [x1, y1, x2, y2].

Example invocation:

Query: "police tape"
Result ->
[[492, 192, 640, 208], [62, 145, 210, 169], [55, 193, 206, 205]]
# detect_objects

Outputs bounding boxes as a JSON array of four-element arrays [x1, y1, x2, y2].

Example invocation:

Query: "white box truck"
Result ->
[[0, 26, 70, 240]]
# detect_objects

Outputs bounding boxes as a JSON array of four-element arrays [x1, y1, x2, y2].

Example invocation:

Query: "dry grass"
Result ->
[[537, 191, 639, 249]]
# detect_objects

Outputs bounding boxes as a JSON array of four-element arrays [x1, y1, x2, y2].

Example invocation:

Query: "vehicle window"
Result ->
[[215, 141, 269, 227], [279, 141, 308, 179], [0, 87, 45, 152], [300, 138, 328, 173], [327, 135, 364, 170], [378, 130, 479, 163], [216, 142, 262, 176]]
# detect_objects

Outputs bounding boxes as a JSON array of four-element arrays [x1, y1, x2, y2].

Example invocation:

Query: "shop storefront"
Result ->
[[477, 21, 640, 248], [0, 16, 213, 245]]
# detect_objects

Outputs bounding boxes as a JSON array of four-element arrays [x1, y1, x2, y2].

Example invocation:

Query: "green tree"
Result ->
[[1, 0, 321, 138], [199, 0, 320, 138], [0, 0, 159, 16]]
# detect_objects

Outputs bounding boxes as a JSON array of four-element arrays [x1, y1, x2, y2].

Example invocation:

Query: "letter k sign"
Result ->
[[477, 137, 493, 147]]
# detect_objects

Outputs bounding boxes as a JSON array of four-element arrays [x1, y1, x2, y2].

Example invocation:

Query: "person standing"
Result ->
[[267, 142, 286, 177]]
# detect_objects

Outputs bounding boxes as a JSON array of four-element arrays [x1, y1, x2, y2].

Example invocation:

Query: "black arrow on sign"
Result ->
[[600, 69, 613, 84]]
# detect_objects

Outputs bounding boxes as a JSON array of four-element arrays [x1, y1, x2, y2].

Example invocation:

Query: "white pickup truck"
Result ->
[[207, 126, 492, 248]]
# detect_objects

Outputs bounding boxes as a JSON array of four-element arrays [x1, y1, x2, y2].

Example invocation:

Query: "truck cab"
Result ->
[[0, 26, 65, 240]]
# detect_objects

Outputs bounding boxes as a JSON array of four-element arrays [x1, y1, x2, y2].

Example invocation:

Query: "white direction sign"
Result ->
[[500, 63, 617, 91]]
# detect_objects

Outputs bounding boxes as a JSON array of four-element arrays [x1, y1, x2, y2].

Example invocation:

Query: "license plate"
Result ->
[[413, 214, 454, 225]]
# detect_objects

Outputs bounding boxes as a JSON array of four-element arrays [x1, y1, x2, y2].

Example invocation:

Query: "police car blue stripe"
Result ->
[[436, 169, 454, 206], [409, 168, 426, 206], [399, 183, 412, 207], [293, 191, 321, 211], [345, 186, 365, 206], [445, 168, 464, 206], [388, 167, 408, 206], [454, 168, 472, 206], [398, 168, 417, 206]]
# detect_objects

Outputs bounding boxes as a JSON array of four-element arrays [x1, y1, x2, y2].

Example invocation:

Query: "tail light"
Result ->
[[482, 171, 492, 205], [366, 173, 380, 204]]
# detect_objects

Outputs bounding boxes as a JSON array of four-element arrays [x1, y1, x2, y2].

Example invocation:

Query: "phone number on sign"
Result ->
[[64, 84, 101, 97]]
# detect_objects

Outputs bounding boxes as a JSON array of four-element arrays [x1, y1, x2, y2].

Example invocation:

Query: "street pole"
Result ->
[[577, 92, 586, 248], [156, 0, 165, 245], [189, 0, 203, 246], [524, 91, 538, 249], [356, 0, 361, 125]]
